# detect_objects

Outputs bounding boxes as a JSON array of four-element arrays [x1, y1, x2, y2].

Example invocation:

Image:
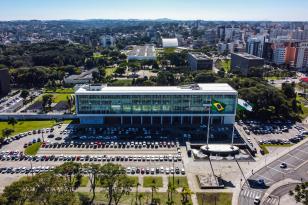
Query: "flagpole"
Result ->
[[231, 125, 234, 149], [206, 98, 212, 149]]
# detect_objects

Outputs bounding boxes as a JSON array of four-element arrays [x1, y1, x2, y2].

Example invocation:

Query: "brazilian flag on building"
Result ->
[[211, 100, 226, 112]]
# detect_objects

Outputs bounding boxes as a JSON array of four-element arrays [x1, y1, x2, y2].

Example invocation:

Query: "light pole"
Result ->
[[206, 98, 212, 149]]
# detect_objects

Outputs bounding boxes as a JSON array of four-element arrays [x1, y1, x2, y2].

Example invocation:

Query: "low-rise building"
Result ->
[[127, 45, 156, 61], [188, 52, 213, 71], [64, 68, 98, 85], [162, 38, 179, 48], [231, 53, 264, 76]]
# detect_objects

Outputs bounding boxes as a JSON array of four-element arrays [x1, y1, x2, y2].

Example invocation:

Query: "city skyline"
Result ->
[[1, 0, 308, 21]]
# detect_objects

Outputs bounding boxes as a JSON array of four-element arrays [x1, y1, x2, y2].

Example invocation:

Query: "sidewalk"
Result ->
[[261, 178, 300, 204]]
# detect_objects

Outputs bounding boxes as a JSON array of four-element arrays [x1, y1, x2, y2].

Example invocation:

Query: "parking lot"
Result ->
[[238, 120, 306, 145], [0, 123, 186, 179]]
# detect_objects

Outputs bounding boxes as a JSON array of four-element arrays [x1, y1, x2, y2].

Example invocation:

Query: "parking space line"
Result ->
[[266, 166, 288, 174], [295, 149, 308, 154], [254, 173, 274, 182], [287, 154, 305, 162], [277, 159, 296, 167]]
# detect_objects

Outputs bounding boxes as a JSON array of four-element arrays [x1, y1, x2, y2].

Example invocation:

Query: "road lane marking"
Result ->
[[266, 166, 288, 174], [287, 154, 305, 162], [295, 149, 308, 154], [254, 173, 275, 182]]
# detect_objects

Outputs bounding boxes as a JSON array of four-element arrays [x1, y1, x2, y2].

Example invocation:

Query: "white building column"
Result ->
[[141, 116, 143, 125], [190, 116, 193, 125]]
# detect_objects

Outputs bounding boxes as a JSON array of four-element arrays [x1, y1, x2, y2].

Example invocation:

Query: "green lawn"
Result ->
[[0, 120, 57, 137], [163, 48, 176, 53], [109, 79, 133, 86], [80, 177, 89, 187], [93, 53, 106, 59], [260, 144, 293, 154], [197, 192, 232, 205], [25, 142, 42, 156], [44, 88, 74, 93], [129, 176, 139, 187], [105, 67, 117, 77], [168, 176, 188, 188], [37, 94, 72, 103], [95, 176, 138, 187], [78, 192, 190, 205], [143, 176, 163, 188], [52, 94, 72, 103], [264, 76, 282, 81], [297, 96, 308, 119], [260, 144, 269, 154]]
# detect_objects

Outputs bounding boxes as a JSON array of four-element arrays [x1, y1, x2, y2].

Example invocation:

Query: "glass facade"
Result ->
[[77, 94, 236, 115]]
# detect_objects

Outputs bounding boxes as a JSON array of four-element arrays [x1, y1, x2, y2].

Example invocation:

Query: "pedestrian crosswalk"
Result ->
[[240, 189, 262, 199], [263, 196, 278, 205], [240, 188, 278, 205]]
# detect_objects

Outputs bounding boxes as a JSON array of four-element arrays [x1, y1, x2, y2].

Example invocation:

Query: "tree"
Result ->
[[8, 118, 18, 128], [156, 71, 175, 86], [42, 94, 53, 111], [54, 162, 81, 192], [1, 173, 76, 205], [150, 180, 158, 205], [99, 163, 129, 205], [282, 82, 296, 99], [20, 90, 29, 99], [194, 71, 218, 83], [115, 66, 126, 76], [112, 176, 134, 205], [2, 128, 14, 138], [83, 163, 100, 205], [181, 186, 193, 205]]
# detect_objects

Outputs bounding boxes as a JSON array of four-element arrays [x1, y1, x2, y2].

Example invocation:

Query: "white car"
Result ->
[[254, 196, 260, 204]]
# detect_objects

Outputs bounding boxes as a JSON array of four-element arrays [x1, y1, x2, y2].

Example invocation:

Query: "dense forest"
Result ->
[[0, 40, 94, 68]]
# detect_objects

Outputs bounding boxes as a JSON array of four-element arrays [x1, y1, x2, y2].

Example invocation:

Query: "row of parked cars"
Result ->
[[0, 166, 55, 174], [0, 128, 54, 147], [126, 166, 185, 175], [40, 140, 179, 149], [0, 152, 182, 163], [258, 134, 306, 145]]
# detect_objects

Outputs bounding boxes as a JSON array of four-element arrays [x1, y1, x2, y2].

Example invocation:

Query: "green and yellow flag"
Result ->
[[211, 100, 226, 112]]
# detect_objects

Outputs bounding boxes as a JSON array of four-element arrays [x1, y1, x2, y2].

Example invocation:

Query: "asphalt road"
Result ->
[[263, 183, 297, 205], [239, 140, 308, 205]]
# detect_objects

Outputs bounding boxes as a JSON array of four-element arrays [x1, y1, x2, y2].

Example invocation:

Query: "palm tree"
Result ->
[[150, 181, 158, 205], [181, 186, 193, 204], [135, 182, 141, 205]]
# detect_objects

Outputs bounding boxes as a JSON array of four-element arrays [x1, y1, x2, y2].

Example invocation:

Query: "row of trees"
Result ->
[[0, 162, 193, 205], [0, 163, 133, 205]]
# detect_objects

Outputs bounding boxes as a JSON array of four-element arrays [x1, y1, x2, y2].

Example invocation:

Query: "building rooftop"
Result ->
[[75, 84, 237, 95], [232, 52, 264, 60], [65, 68, 98, 81], [189, 52, 211, 60], [127, 45, 156, 58], [162, 38, 179, 48]]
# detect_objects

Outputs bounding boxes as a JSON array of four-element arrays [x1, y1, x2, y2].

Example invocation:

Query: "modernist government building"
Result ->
[[75, 84, 237, 127]]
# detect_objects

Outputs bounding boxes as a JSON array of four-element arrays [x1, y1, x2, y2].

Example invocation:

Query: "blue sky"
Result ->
[[1, 0, 308, 21]]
